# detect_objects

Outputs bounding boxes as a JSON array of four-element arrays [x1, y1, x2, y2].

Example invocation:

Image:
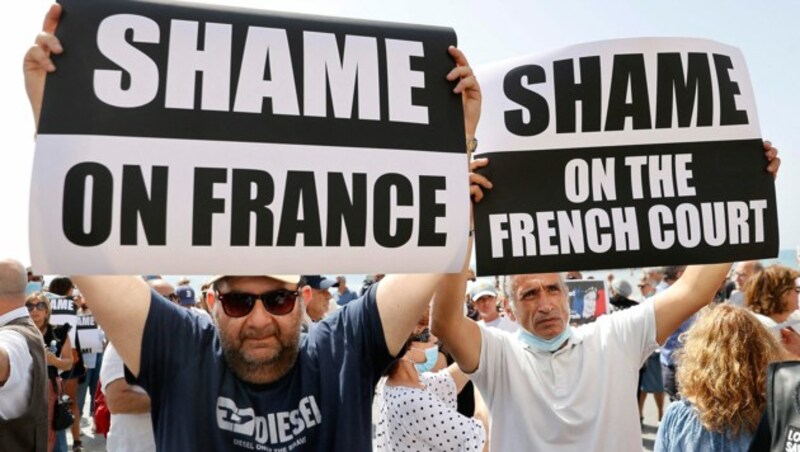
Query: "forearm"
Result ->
[[71, 276, 151, 375], [50, 354, 73, 372], [377, 273, 445, 355], [0, 348, 9, 385], [654, 263, 731, 344], [107, 390, 151, 414]]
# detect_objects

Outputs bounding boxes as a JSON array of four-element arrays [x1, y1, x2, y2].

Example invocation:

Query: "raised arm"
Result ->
[[377, 46, 482, 356], [24, 4, 62, 128], [653, 141, 781, 344], [652, 263, 730, 344], [431, 157, 492, 373], [25, 6, 153, 376], [71, 276, 151, 376]]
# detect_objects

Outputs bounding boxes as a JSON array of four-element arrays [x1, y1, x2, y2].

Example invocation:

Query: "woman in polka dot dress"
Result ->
[[374, 327, 486, 451]]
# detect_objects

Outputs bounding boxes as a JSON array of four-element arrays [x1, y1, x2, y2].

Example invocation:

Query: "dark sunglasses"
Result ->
[[166, 293, 180, 302], [215, 289, 299, 318], [411, 328, 432, 343], [25, 301, 48, 312]]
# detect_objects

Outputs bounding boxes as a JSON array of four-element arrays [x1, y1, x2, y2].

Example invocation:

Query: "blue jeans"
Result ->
[[76, 353, 103, 417], [54, 429, 67, 452]]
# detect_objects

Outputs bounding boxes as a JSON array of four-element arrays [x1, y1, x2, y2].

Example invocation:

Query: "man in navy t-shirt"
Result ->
[[23, 6, 484, 450], [132, 275, 392, 450]]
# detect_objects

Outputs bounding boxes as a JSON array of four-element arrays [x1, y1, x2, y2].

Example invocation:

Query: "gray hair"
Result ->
[[0, 259, 27, 298], [502, 273, 567, 310]]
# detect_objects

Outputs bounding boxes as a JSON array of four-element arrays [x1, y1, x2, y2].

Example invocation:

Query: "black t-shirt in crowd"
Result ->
[[129, 284, 393, 451]]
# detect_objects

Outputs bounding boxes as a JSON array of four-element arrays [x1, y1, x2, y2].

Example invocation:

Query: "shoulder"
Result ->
[[662, 400, 699, 428]]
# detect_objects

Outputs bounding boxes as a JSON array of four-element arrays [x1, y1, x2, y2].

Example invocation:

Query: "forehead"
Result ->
[[515, 273, 562, 291], [221, 276, 293, 292]]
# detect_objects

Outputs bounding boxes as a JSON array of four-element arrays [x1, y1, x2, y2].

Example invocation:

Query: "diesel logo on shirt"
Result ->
[[216, 396, 322, 449]]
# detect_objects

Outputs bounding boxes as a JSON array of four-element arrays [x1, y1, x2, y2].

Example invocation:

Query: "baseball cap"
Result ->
[[176, 286, 196, 306], [611, 279, 633, 298], [207, 275, 301, 287], [300, 275, 340, 290], [470, 280, 497, 301]]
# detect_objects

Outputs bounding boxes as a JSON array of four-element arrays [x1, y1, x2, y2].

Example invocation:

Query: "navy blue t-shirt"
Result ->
[[130, 284, 393, 451]]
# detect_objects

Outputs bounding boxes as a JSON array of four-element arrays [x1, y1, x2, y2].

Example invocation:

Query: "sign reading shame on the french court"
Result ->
[[473, 38, 778, 275], [31, 0, 469, 275]]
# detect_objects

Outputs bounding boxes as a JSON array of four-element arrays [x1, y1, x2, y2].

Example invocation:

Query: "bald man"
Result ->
[[0, 259, 48, 450]]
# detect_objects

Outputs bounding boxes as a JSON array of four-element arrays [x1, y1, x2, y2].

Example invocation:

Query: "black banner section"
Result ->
[[40, 0, 464, 152], [474, 139, 779, 275]]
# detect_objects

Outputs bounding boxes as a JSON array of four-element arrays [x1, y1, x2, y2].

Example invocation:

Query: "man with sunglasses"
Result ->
[[23, 5, 482, 450], [0, 259, 48, 450]]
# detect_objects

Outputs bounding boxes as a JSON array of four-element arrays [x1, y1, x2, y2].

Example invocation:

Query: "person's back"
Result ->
[[655, 305, 782, 452]]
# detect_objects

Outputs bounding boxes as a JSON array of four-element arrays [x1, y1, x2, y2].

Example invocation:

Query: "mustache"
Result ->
[[240, 325, 279, 340]]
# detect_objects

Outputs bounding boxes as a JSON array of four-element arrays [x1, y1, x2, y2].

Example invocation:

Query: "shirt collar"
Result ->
[[0, 307, 31, 327]]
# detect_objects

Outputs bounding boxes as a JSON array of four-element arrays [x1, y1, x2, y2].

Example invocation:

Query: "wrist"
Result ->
[[466, 137, 478, 154]]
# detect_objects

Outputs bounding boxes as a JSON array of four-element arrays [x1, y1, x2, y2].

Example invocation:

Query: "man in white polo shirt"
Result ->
[[431, 142, 781, 451]]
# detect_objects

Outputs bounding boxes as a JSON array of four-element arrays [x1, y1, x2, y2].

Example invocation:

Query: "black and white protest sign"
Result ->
[[31, 0, 468, 274], [76, 312, 103, 355], [473, 38, 778, 275], [47, 294, 78, 344]]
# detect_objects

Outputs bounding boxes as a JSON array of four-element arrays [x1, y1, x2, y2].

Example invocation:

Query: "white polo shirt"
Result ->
[[470, 301, 658, 451], [0, 307, 34, 420]]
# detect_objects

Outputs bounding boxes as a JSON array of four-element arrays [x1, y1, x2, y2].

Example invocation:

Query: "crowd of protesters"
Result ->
[[0, 3, 795, 452]]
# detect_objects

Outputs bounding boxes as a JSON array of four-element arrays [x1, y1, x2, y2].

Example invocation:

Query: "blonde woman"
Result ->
[[654, 305, 783, 451], [26, 292, 73, 451]]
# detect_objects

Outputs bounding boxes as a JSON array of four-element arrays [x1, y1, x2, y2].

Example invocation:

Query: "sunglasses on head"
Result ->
[[215, 289, 299, 318], [25, 301, 48, 312]]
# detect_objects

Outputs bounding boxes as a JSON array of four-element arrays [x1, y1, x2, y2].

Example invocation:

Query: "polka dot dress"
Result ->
[[374, 371, 486, 451]]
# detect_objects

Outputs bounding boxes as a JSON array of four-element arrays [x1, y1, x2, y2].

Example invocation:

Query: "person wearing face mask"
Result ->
[[430, 140, 782, 451], [374, 327, 486, 451]]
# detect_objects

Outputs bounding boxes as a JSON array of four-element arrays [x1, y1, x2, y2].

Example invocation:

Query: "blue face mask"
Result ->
[[411, 345, 439, 374], [518, 325, 572, 352]]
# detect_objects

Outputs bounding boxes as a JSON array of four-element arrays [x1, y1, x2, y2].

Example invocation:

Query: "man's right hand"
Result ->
[[24, 3, 62, 129]]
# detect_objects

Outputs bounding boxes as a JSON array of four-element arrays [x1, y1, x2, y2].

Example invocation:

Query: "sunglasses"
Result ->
[[25, 301, 48, 312], [411, 328, 432, 343], [215, 289, 299, 318], [166, 293, 180, 302]]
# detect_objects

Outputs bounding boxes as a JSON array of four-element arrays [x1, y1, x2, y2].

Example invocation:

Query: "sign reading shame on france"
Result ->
[[32, 0, 468, 275], [473, 38, 778, 275]]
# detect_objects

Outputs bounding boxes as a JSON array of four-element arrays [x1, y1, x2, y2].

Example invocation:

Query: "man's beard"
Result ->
[[217, 316, 301, 384]]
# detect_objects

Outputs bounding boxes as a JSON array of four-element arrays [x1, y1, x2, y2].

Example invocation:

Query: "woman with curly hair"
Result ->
[[654, 304, 783, 451], [744, 264, 800, 356]]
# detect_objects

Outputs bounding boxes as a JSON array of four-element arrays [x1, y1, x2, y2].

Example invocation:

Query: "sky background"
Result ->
[[2, 0, 798, 276]]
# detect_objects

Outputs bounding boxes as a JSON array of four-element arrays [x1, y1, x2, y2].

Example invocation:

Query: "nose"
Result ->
[[245, 297, 277, 328]]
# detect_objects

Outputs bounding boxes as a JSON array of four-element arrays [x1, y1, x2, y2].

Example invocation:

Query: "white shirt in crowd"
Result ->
[[470, 302, 658, 451], [477, 315, 518, 334], [100, 343, 156, 452], [0, 307, 34, 420], [375, 371, 485, 451]]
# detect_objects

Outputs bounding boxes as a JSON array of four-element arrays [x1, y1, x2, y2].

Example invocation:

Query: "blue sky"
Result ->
[[3, 0, 797, 270]]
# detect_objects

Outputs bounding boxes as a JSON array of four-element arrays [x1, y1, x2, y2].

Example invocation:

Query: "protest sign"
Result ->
[[47, 294, 77, 344], [564, 279, 608, 326], [31, 0, 468, 275], [76, 312, 103, 355], [473, 38, 778, 275]]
